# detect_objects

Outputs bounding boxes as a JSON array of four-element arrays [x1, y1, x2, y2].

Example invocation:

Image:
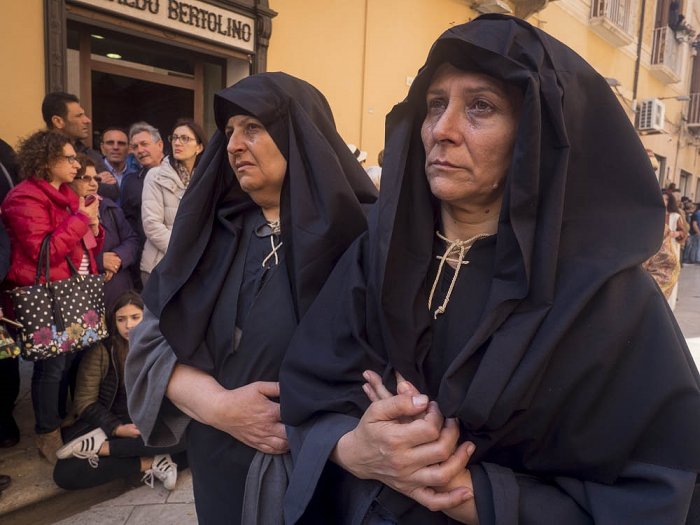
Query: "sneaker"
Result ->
[[141, 454, 178, 490], [56, 428, 107, 468]]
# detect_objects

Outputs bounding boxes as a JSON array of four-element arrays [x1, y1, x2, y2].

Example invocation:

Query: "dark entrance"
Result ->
[[91, 71, 194, 147]]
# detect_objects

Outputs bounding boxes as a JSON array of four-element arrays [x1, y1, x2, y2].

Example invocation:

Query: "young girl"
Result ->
[[53, 291, 186, 490]]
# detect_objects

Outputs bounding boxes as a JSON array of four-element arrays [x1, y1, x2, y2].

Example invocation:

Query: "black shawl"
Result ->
[[281, 15, 700, 485], [143, 72, 377, 371]]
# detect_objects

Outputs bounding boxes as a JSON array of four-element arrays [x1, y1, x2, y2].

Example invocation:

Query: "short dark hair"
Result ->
[[16, 129, 72, 181], [101, 127, 129, 143], [42, 92, 80, 129]]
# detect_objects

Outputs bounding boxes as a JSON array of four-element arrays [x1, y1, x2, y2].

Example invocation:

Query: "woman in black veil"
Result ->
[[124, 72, 376, 523], [280, 15, 700, 524]]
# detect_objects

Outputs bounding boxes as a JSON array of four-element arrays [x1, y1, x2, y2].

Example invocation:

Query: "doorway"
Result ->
[[91, 71, 193, 149], [67, 20, 233, 146]]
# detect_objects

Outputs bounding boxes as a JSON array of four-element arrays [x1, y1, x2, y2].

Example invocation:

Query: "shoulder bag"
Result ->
[[8, 234, 108, 360]]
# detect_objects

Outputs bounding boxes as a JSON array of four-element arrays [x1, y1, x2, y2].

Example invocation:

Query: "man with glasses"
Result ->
[[100, 127, 137, 190], [120, 122, 164, 291], [41, 92, 118, 201]]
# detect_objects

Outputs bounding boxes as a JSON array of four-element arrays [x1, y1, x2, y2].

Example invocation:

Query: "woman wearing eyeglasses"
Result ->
[[140, 119, 207, 286], [1, 129, 103, 463], [70, 156, 140, 312]]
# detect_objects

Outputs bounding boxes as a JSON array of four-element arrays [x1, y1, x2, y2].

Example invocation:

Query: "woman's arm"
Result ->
[[461, 461, 696, 525], [125, 307, 287, 453], [109, 207, 140, 268], [2, 190, 89, 267], [166, 364, 288, 454]]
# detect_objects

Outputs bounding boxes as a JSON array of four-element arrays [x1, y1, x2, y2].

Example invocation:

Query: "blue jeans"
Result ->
[[31, 353, 76, 434]]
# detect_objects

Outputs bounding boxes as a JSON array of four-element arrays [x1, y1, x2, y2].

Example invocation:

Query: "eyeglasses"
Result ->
[[168, 134, 196, 145], [63, 155, 80, 164], [103, 140, 127, 147], [74, 175, 102, 183]]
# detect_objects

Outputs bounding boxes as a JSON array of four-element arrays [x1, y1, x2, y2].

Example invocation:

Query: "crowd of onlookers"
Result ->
[[0, 91, 207, 495], [0, 86, 697, 503], [642, 184, 700, 312], [0, 91, 383, 499]]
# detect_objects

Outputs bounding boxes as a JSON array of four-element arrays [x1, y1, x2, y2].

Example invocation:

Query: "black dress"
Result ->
[[279, 15, 700, 524], [187, 210, 296, 523], [125, 72, 376, 525]]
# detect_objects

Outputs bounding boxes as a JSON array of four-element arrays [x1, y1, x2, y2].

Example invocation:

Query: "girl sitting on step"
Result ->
[[53, 291, 186, 491]]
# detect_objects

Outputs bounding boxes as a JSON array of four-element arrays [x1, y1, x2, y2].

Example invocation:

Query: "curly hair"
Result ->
[[15, 129, 72, 181]]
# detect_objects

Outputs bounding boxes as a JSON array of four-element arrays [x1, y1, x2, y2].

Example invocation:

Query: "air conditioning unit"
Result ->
[[635, 98, 666, 133]]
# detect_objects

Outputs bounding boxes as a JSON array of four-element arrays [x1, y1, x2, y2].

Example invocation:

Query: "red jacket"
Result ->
[[1, 178, 104, 286]]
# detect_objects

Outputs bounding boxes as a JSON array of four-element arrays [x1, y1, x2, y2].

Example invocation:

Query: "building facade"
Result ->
[[1, 0, 699, 198]]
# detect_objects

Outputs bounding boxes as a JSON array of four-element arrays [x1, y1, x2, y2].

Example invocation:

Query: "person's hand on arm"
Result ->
[[99, 171, 117, 185], [166, 363, 288, 454], [113, 423, 141, 438], [102, 251, 122, 274]]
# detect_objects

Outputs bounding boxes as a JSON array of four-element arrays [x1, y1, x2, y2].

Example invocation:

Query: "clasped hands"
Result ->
[[334, 370, 477, 518]]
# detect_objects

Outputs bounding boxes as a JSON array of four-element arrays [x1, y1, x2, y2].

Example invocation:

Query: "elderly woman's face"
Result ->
[[225, 115, 287, 203], [70, 165, 100, 197], [421, 63, 521, 209]]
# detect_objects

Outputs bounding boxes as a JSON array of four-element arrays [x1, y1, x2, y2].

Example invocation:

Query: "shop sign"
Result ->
[[71, 0, 255, 52]]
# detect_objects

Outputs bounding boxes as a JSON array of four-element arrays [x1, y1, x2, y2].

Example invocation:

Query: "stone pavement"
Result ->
[[52, 469, 197, 525], [1, 264, 699, 524]]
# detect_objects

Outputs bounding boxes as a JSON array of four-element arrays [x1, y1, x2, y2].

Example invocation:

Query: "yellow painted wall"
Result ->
[[361, 0, 472, 165], [267, 0, 474, 164], [267, 0, 368, 154], [0, 0, 46, 150]]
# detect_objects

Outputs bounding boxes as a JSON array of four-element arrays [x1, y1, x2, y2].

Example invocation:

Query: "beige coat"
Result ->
[[140, 157, 186, 274]]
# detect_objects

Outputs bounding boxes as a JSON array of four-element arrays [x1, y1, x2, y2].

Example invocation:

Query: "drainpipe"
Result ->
[[632, 0, 647, 106]]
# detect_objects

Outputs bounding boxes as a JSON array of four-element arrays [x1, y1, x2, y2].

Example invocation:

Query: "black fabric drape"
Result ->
[[143, 72, 377, 371], [281, 13, 700, 490]]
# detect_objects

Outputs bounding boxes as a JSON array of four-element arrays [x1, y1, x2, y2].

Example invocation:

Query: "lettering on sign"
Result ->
[[70, 0, 256, 52]]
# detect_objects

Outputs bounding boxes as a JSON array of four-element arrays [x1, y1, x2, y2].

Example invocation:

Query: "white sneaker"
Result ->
[[141, 454, 178, 490], [55, 428, 107, 468]]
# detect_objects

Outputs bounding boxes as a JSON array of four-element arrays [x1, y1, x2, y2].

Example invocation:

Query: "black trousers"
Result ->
[[53, 433, 187, 490], [53, 450, 188, 490], [0, 357, 19, 439], [0, 357, 19, 420]]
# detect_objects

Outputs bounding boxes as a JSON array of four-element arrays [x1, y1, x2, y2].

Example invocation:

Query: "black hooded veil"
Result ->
[[280, 15, 700, 524], [143, 72, 377, 371], [127, 72, 376, 523]]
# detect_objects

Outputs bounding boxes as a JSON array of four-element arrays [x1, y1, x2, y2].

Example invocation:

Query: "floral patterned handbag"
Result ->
[[0, 316, 21, 360], [8, 234, 108, 360]]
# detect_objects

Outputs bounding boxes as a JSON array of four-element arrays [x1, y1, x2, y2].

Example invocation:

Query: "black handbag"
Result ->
[[8, 234, 108, 360]]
